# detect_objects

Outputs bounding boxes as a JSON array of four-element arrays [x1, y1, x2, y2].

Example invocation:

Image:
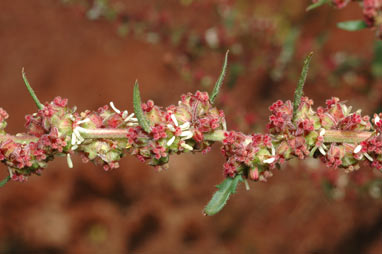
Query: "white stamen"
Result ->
[[181, 143, 193, 151], [74, 129, 84, 143], [124, 113, 136, 122], [77, 118, 90, 125], [364, 152, 374, 162], [263, 157, 275, 164], [122, 110, 128, 119], [319, 146, 326, 156], [8, 167, 13, 178], [130, 117, 138, 122], [179, 122, 191, 130], [180, 130, 193, 137], [171, 114, 179, 126], [353, 145, 362, 154], [126, 122, 139, 127], [375, 115, 381, 125], [319, 128, 326, 137], [167, 136, 176, 146], [71, 133, 77, 145], [66, 153, 73, 168], [271, 144, 275, 156], [109, 101, 121, 114], [167, 124, 176, 132], [181, 133, 194, 140]]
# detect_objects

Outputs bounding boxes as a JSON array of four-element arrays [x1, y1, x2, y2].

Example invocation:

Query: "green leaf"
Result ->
[[22, 68, 44, 110], [133, 80, 151, 133], [337, 20, 368, 31], [210, 50, 229, 104], [204, 175, 243, 216], [0, 175, 11, 187], [306, 0, 329, 11], [293, 52, 313, 120]]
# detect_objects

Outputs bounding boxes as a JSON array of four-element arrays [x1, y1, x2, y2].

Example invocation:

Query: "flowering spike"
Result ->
[[0, 175, 11, 187], [204, 175, 243, 216], [21, 68, 44, 110], [210, 50, 229, 104], [293, 52, 313, 121], [133, 80, 151, 133]]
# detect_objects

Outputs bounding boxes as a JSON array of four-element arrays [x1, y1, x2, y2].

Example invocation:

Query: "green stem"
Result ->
[[78, 128, 130, 139], [323, 130, 373, 143]]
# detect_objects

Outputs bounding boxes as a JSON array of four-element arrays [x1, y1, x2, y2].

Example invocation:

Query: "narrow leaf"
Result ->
[[204, 175, 243, 216], [210, 50, 229, 104], [0, 175, 11, 187], [133, 80, 151, 133], [22, 68, 44, 110], [306, 0, 329, 11], [293, 52, 313, 120], [337, 20, 368, 31]]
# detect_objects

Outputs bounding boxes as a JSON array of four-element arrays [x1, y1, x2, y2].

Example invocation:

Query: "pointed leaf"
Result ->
[[22, 68, 44, 110], [133, 81, 151, 133], [0, 175, 11, 187], [293, 52, 313, 120], [337, 20, 368, 31], [204, 175, 243, 216], [306, 0, 330, 11], [210, 50, 229, 104]]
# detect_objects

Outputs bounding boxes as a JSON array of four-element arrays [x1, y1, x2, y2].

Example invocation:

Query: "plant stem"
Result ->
[[0, 129, 374, 147], [323, 130, 373, 143]]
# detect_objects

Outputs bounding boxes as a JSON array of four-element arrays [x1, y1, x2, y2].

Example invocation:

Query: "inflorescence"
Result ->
[[0, 53, 381, 215]]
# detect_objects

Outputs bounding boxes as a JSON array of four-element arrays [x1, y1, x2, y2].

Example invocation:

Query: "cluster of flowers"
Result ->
[[220, 95, 381, 183], [0, 91, 226, 181]]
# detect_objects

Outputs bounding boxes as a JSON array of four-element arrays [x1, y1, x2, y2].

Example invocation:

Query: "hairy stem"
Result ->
[[0, 129, 374, 145]]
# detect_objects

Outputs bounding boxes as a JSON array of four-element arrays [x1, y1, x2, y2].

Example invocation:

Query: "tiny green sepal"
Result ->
[[204, 174, 243, 216], [210, 50, 229, 104], [133, 80, 151, 133], [337, 20, 368, 31], [293, 52, 313, 121], [22, 68, 44, 110], [0, 175, 11, 187], [306, 0, 330, 11]]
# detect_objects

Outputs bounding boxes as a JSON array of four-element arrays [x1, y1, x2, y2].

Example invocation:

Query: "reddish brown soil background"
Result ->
[[0, 0, 381, 253]]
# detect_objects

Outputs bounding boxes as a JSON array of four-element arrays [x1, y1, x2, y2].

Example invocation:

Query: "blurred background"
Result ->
[[0, 0, 381, 253]]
